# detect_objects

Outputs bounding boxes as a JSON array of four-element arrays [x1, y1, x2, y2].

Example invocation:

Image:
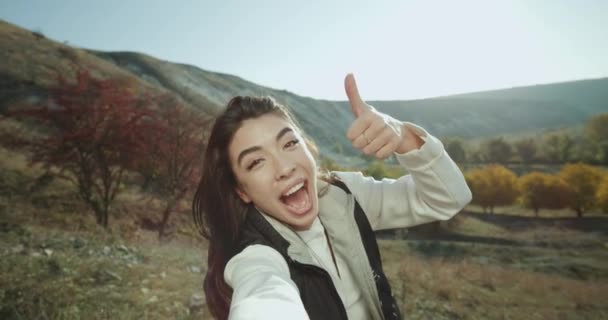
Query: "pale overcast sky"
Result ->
[[2, 0, 607, 100]]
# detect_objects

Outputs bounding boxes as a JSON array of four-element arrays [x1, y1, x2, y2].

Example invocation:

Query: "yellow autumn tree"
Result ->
[[465, 164, 519, 213], [559, 163, 604, 217], [596, 174, 608, 214], [518, 172, 571, 216]]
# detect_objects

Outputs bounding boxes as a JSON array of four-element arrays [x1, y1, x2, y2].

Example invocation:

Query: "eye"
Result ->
[[284, 139, 300, 149], [246, 158, 264, 171]]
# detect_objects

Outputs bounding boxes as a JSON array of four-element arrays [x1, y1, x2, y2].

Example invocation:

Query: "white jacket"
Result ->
[[224, 122, 472, 320]]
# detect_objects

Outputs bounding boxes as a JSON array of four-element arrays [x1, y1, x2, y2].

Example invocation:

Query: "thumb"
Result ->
[[344, 73, 369, 118]]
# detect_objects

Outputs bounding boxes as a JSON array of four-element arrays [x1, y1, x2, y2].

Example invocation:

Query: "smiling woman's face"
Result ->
[[228, 113, 319, 230]]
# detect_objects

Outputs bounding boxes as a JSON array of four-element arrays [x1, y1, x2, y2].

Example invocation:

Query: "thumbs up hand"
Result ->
[[345, 74, 424, 159]]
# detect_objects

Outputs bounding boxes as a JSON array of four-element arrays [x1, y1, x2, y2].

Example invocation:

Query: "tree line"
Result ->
[[325, 156, 608, 218], [465, 163, 608, 217], [444, 113, 608, 166], [323, 113, 608, 218]]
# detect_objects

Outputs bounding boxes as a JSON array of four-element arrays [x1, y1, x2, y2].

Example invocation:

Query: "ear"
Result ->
[[235, 187, 252, 203]]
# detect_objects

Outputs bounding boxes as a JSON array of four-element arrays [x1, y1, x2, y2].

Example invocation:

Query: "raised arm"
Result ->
[[336, 121, 471, 230], [339, 74, 471, 230]]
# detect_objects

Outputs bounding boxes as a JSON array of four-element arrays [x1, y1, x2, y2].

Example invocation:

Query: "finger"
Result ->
[[344, 73, 370, 118], [363, 118, 388, 142], [363, 128, 394, 155], [352, 134, 368, 149], [347, 113, 373, 141], [375, 139, 398, 159]]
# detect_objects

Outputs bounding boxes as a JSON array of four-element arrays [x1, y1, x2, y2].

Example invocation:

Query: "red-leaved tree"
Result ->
[[140, 97, 209, 239], [2, 69, 154, 228]]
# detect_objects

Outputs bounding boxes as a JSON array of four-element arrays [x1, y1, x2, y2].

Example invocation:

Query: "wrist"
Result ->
[[396, 123, 425, 154]]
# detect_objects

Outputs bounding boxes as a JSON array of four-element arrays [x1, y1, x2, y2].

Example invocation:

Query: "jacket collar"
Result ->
[[244, 180, 353, 266]]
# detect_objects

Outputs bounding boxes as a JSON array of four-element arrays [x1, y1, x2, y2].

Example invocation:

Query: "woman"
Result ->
[[193, 74, 472, 320]]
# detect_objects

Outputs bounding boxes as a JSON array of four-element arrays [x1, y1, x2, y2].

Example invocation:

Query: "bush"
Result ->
[[31, 28, 45, 40]]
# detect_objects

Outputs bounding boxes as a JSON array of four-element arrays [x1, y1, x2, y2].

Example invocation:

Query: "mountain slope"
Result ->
[[2, 19, 607, 163], [90, 51, 361, 160], [370, 78, 608, 139], [91, 48, 608, 156]]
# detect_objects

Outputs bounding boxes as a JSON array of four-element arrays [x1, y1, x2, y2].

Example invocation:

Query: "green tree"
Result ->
[[585, 113, 608, 142], [584, 113, 608, 164], [479, 137, 512, 164], [468, 147, 484, 164], [570, 136, 599, 163], [514, 138, 537, 164], [597, 141, 608, 165], [543, 134, 574, 163], [444, 137, 467, 164]]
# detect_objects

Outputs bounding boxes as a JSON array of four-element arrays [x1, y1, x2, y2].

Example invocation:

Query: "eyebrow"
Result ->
[[237, 127, 294, 167]]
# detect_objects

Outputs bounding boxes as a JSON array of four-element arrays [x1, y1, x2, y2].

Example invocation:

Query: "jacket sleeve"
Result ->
[[334, 122, 472, 230], [224, 244, 310, 320]]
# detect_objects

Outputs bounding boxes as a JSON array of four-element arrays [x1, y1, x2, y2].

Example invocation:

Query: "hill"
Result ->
[[371, 77, 608, 139], [1, 19, 607, 164], [89, 51, 362, 161]]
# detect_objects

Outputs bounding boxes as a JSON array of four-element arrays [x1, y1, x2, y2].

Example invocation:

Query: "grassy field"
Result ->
[[381, 211, 608, 319], [1, 147, 607, 319], [0, 147, 210, 319]]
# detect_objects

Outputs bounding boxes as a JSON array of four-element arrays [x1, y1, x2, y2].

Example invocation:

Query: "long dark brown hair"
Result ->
[[192, 96, 327, 319]]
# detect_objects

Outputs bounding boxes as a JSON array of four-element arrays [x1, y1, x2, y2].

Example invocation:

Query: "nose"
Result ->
[[274, 156, 296, 181]]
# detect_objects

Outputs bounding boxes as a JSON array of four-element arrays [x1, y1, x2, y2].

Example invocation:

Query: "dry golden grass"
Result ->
[[509, 226, 600, 246], [0, 149, 209, 319], [466, 204, 606, 218], [445, 212, 508, 238], [2, 141, 607, 319], [0, 143, 41, 175], [0, 221, 210, 319], [380, 240, 608, 319]]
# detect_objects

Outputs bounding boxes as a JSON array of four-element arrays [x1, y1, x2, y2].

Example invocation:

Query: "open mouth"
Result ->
[[279, 180, 312, 215]]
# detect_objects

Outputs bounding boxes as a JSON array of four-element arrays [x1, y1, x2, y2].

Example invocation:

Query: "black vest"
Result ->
[[235, 181, 402, 320]]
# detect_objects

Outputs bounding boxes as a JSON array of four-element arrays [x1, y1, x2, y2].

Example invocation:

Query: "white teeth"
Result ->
[[284, 182, 304, 196]]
